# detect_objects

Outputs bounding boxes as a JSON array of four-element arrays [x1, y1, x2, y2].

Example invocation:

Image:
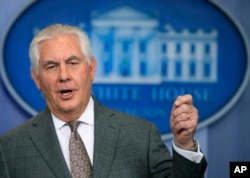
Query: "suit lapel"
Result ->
[[29, 101, 121, 178], [29, 108, 71, 178], [93, 100, 121, 178]]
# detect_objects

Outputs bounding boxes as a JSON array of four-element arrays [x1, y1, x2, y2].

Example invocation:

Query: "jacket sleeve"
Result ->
[[148, 124, 207, 178], [0, 139, 10, 178], [172, 144, 207, 178]]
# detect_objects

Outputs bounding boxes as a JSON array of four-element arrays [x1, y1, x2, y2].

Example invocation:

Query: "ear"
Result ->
[[31, 69, 41, 90], [90, 57, 97, 81]]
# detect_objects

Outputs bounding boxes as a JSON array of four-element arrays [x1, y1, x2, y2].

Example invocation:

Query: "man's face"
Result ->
[[32, 34, 96, 121]]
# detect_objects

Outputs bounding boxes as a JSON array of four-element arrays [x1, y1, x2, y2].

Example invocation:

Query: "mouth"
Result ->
[[58, 89, 74, 99], [60, 89, 73, 95]]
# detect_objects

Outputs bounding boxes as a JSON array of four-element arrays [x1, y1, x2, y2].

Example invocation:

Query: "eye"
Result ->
[[67, 59, 80, 66], [69, 61, 79, 65], [47, 65, 55, 69], [45, 64, 58, 71]]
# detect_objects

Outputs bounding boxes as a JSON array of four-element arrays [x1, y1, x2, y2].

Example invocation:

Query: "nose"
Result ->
[[58, 64, 70, 82]]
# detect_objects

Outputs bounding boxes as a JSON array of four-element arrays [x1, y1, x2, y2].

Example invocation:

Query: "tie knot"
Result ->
[[68, 120, 80, 133]]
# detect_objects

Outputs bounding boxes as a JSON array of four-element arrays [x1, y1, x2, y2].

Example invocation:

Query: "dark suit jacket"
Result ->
[[0, 100, 207, 178]]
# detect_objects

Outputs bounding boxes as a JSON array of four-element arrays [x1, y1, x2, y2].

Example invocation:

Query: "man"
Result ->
[[0, 24, 207, 178]]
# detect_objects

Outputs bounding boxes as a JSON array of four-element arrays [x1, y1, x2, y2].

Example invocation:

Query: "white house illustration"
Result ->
[[90, 5, 218, 84]]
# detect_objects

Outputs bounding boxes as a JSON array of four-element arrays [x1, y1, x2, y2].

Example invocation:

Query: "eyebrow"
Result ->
[[41, 55, 81, 67], [65, 55, 80, 62]]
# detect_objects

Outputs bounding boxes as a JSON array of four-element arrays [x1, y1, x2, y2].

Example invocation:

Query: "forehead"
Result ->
[[39, 35, 82, 58], [40, 34, 80, 48]]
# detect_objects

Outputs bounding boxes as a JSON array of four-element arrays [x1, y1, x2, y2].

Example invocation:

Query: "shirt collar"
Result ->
[[52, 97, 94, 130]]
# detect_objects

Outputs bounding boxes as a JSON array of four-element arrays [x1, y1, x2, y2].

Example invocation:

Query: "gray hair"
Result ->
[[29, 24, 93, 74]]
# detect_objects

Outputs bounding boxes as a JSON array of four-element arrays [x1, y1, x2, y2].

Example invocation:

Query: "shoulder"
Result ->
[[94, 98, 157, 132], [0, 108, 50, 141]]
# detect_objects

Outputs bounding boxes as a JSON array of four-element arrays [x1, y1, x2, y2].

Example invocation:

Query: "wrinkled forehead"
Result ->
[[38, 35, 83, 60]]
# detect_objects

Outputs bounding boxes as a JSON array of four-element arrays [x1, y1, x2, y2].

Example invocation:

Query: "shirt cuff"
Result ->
[[172, 139, 204, 163]]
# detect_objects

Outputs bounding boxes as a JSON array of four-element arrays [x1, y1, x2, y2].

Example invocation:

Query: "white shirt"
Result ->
[[52, 97, 94, 170], [173, 140, 204, 163], [52, 97, 203, 170]]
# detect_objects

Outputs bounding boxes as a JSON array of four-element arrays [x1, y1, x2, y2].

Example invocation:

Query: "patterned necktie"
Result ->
[[68, 120, 93, 178]]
